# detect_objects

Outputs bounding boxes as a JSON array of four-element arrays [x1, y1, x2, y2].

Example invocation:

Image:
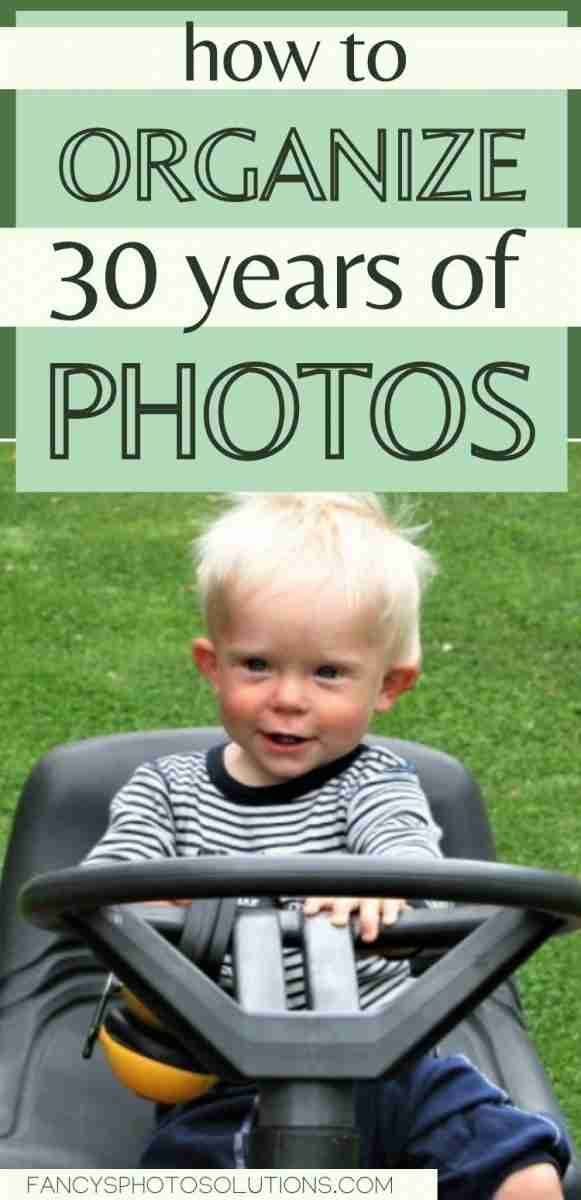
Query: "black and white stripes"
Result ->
[[84, 741, 443, 1010]]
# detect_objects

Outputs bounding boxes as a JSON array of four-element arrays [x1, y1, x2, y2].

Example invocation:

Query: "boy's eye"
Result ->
[[316, 664, 341, 680], [244, 657, 268, 672]]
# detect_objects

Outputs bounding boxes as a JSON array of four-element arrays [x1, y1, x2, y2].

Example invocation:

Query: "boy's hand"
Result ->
[[303, 896, 408, 943]]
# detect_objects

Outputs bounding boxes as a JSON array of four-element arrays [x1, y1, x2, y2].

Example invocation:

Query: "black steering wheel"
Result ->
[[20, 854, 581, 1086]]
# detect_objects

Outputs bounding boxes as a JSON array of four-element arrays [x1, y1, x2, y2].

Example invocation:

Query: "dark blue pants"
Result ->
[[142, 1053, 571, 1199]]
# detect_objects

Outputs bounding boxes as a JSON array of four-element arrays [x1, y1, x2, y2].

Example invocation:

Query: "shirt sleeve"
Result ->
[[82, 761, 177, 866], [346, 757, 445, 905]]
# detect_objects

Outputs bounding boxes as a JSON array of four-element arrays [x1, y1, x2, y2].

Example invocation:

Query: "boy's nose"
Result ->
[[271, 674, 308, 712]]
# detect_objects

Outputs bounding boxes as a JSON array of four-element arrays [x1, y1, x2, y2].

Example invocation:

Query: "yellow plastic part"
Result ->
[[98, 1025, 218, 1105], [119, 987, 164, 1030]]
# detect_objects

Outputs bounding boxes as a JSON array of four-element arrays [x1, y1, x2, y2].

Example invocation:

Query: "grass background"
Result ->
[[1, 444, 580, 1140]]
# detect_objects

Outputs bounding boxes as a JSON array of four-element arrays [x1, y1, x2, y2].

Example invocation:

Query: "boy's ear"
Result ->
[[374, 665, 419, 712], [192, 638, 219, 687]]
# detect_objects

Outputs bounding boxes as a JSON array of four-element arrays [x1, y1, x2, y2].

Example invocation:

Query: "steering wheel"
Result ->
[[20, 854, 581, 1086]]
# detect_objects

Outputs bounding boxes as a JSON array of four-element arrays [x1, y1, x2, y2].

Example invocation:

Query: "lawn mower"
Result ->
[[1, 728, 579, 1193]]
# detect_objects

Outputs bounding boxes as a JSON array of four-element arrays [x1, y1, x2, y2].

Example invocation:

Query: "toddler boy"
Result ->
[[85, 493, 570, 1197]]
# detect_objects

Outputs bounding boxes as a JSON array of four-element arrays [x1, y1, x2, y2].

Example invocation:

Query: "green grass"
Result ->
[[1, 446, 580, 1139]]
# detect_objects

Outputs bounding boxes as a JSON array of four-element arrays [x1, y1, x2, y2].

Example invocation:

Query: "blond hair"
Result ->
[[194, 493, 436, 667]]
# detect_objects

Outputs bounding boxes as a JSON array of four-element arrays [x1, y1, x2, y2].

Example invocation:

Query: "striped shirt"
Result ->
[[84, 741, 443, 1010]]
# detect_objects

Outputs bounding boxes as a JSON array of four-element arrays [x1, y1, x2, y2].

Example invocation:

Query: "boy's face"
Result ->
[[194, 583, 417, 788]]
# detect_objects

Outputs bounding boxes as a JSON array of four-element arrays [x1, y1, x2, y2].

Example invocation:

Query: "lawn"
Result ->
[[1, 444, 580, 1140]]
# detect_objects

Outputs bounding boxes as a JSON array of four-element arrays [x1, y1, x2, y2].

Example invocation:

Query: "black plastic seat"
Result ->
[[0, 728, 578, 1190]]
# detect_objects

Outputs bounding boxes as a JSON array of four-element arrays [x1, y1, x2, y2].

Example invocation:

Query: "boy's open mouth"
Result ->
[[262, 732, 309, 746]]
